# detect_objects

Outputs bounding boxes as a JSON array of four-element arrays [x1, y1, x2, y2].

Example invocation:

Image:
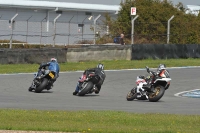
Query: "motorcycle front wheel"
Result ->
[[126, 88, 137, 101], [148, 85, 165, 102]]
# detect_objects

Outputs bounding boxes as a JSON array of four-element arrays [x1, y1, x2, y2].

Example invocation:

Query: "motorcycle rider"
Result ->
[[143, 64, 168, 90], [73, 63, 106, 95], [37, 57, 60, 90]]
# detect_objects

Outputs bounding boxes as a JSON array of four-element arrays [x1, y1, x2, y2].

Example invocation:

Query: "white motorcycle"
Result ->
[[126, 66, 171, 102]]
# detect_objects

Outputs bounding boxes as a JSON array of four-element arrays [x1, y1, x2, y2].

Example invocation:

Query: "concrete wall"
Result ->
[[0, 48, 67, 64], [67, 45, 132, 62], [0, 45, 132, 64]]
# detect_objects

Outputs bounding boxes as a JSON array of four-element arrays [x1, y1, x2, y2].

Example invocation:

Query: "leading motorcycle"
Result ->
[[126, 66, 171, 102], [28, 66, 55, 93]]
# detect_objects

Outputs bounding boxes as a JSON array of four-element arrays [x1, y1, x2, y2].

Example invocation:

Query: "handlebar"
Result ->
[[146, 66, 157, 76]]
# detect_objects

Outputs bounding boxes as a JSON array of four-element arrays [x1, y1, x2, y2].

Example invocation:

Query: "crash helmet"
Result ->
[[50, 57, 57, 62], [97, 63, 104, 70], [158, 64, 166, 71]]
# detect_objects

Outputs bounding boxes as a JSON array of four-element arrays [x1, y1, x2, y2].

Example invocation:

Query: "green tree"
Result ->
[[99, 0, 200, 44]]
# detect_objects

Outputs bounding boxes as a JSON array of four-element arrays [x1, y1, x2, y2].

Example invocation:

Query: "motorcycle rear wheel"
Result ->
[[148, 85, 165, 102], [126, 88, 137, 101], [35, 78, 48, 93], [78, 81, 93, 96]]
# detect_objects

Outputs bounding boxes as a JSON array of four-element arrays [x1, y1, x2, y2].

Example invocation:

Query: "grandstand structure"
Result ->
[[0, 0, 121, 46]]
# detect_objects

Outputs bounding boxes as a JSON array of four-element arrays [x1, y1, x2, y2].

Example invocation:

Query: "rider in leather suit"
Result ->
[[142, 64, 168, 89], [37, 57, 60, 89], [73, 63, 106, 95]]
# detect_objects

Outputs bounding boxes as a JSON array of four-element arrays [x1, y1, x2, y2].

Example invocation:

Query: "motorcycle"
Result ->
[[126, 66, 171, 102], [28, 66, 55, 93], [77, 71, 105, 96]]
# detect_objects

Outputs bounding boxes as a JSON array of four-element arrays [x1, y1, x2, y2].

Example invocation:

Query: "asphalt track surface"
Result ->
[[0, 67, 200, 115]]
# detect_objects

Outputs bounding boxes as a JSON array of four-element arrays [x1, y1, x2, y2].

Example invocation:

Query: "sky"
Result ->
[[169, 0, 199, 6], [31, 0, 199, 6]]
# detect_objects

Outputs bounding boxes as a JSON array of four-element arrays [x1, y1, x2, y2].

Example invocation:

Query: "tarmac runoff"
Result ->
[[174, 89, 200, 98]]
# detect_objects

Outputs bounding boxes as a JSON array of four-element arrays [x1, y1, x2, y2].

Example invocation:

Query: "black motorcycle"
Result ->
[[77, 71, 105, 96], [29, 66, 55, 93]]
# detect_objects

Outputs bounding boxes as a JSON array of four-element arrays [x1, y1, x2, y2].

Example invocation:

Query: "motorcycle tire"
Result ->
[[126, 88, 137, 101], [78, 81, 93, 96], [35, 78, 48, 93], [148, 85, 165, 102]]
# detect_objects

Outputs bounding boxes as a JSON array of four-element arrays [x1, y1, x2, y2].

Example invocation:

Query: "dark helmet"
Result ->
[[97, 63, 104, 70], [158, 64, 166, 71], [50, 57, 57, 62]]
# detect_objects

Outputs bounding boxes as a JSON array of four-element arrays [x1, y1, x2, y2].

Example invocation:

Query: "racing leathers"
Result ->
[[38, 61, 60, 89], [73, 68, 106, 95]]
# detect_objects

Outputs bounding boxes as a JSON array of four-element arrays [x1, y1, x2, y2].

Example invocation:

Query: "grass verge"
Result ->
[[0, 109, 200, 133], [0, 58, 200, 74]]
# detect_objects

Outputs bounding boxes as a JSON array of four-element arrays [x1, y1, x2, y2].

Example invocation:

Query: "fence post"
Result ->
[[94, 14, 101, 45], [131, 15, 139, 44], [53, 14, 61, 47], [26, 16, 32, 43], [68, 16, 74, 45], [167, 15, 174, 44], [40, 17, 46, 44], [9, 13, 18, 49]]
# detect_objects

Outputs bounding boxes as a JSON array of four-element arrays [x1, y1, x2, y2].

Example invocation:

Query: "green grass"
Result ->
[[0, 58, 200, 74], [1, 58, 200, 133], [0, 109, 199, 133]]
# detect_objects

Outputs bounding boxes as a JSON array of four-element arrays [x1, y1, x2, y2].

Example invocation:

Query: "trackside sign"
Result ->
[[131, 7, 136, 15]]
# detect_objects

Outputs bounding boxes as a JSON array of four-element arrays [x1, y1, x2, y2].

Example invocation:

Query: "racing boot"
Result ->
[[94, 85, 101, 94], [94, 89, 100, 94], [73, 91, 78, 95]]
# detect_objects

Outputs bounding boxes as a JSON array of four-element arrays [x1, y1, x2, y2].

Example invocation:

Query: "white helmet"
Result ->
[[158, 64, 166, 71], [51, 57, 57, 62], [97, 63, 104, 70]]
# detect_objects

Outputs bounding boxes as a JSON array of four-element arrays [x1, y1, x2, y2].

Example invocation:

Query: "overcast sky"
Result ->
[[170, 0, 199, 6], [34, 0, 200, 6]]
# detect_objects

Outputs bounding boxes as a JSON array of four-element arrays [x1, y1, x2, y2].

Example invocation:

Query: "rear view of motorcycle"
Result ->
[[28, 66, 55, 93], [126, 66, 171, 102]]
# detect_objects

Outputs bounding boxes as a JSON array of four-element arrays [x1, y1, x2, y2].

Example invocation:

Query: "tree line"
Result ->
[[97, 0, 200, 44]]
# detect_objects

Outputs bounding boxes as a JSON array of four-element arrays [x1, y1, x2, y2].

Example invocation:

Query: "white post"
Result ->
[[53, 14, 61, 47], [167, 15, 174, 44], [26, 16, 32, 43], [131, 15, 139, 44], [94, 14, 101, 44], [9, 13, 18, 49], [46, 11, 49, 32], [68, 16, 74, 45]]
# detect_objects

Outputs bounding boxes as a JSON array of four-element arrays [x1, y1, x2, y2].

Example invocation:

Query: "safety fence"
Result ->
[[0, 19, 200, 47]]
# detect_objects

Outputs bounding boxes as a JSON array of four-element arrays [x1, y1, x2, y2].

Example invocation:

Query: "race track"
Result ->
[[0, 67, 200, 115]]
